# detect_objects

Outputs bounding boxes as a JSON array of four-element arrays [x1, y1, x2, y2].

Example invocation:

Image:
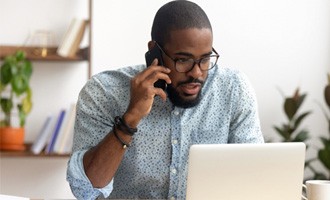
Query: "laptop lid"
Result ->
[[186, 142, 306, 200]]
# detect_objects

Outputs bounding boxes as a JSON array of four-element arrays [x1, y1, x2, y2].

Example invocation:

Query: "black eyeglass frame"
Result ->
[[154, 42, 220, 73]]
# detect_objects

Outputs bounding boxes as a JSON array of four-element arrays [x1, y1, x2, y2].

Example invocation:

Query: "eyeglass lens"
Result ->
[[175, 56, 218, 73]]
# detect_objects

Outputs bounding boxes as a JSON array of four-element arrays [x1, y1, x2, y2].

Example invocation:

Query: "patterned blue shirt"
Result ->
[[66, 64, 264, 199]]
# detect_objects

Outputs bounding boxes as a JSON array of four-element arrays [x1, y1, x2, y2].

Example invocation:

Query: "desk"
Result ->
[[0, 157, 74, 199]]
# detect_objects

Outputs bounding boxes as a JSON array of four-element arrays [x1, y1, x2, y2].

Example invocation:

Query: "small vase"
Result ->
[[0, 127, 26, 151]]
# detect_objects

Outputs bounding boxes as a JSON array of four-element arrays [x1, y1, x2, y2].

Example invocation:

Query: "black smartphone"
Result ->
[[145, 45, 167, 90]]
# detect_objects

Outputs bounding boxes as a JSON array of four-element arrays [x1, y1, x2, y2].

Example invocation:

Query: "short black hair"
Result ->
[[151, 0, 212, 46]]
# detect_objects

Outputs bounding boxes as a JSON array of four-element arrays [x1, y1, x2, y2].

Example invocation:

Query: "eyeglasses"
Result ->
[[155, 42, 219, 73]]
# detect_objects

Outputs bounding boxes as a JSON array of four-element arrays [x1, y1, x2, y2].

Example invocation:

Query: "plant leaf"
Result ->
[[324, 85, 330, 108], [0, 81, 4, 92], [320, 137, 330, 147], [22, 95, 32, 114], [0, 62, 12, 84], [21, 60, 33, 79], [0, 98, 13, 114], [15, 50, 26, 61], [273, 125, 289, 140], [26, 87, 32, 99], [11, 74, 29, 95], [297, 94, 307, 109], [294, 111, 311, 130], [17, 104, 26, 127], [318, 148, 330, 170], [293, 130, 309, 142], [284, 98, 297, 120]]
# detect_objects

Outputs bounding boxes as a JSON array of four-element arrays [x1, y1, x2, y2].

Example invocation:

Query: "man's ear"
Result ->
[[148, 41, 156, 51]]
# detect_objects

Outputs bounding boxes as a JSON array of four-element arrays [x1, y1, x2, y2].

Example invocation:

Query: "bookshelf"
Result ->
[[0, 45, 89, 61], [0, 0, 92, 78], [0, 0, 93, 157], [0, 152, 70, 158], [0, 144, 70, 157]]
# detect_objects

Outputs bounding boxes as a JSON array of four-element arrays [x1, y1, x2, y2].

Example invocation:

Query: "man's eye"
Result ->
[[201, 57, 211, 63], [176, 58, 191, 63]]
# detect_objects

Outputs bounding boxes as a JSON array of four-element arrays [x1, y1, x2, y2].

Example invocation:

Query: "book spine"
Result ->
[[57, 19, 76, 56], [30, 116, 52, 154], [67, 20, 86, 57], [45, 110, 66, 154], [58, 104, 76, 154], [53, 104, 76, 154], [57, 18, 87, 57]]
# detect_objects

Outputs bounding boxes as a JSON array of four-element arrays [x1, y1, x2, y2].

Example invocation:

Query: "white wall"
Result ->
[[1, 0, 330, 198]]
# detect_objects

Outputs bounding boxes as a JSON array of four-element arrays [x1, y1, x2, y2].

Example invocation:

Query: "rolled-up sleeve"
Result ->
[[66, 150, 114, 199]]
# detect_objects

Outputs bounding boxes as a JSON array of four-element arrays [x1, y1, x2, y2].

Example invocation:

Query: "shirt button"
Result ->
[[173, 110, 180, 115], [172, 168, 177, 174], [172, 139, 178, 144], [170, 197, 176, 200]]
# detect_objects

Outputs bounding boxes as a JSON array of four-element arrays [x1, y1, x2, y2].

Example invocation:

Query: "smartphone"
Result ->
[[145, 45, 167, 90]]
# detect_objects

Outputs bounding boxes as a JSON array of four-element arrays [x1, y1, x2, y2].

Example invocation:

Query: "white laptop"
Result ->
[[186, 142, 306, 200]]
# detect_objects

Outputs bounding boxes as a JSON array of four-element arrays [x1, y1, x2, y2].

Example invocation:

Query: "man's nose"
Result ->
[[187, 62, 203, 79]]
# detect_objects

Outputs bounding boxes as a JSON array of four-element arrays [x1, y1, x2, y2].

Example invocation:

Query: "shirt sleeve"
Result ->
[[228, 71, 264, 143], [66, 149, 114, 199], [66, 75, 117, 199]]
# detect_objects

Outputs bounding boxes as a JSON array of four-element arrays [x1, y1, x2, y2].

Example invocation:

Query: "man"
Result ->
[[67, 1, 264, 199]]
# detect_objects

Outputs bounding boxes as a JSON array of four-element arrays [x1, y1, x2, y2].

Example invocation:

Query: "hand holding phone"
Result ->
[[145, 45, 167, 90]]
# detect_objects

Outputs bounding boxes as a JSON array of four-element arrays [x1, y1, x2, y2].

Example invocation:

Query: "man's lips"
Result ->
[[180, 83, 202, 95]]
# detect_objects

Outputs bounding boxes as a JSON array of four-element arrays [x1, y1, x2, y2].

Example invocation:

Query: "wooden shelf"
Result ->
[[0, 144, 70, 158], [0, 45, 89, 61]]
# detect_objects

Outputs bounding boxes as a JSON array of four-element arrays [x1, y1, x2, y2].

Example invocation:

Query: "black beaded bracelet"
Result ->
[[115, 116, 137, 136], [113, 127, 130, 149]]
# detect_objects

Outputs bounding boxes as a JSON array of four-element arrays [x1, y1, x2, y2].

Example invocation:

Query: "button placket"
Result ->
[[168, 107, 182, 198]]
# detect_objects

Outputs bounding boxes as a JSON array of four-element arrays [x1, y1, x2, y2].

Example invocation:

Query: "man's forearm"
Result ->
[[83, 129, 132, 188]]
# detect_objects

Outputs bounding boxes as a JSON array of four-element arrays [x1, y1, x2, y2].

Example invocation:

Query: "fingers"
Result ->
[[136, 64, 171, 86], [154, 87, 167, 101], [147, 62, 171, 85], [150, 58, 158, 66], [146, 68, 172, 85], [126, 63, 171, 120]]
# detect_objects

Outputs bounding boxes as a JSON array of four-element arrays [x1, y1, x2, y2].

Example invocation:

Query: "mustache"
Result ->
[[177, 77, 204, 86]]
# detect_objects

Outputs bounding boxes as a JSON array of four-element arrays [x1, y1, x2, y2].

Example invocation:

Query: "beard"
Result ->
[[166, 77, 204, 108]]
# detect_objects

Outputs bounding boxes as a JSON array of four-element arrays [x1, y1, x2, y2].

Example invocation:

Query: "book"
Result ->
[[61, 124, 75, 154], [53, 103, 76, 154], [62, 104, 77, 154], [57, 18, 87, 57], [52, 106, 71, 153], [30, 115, 55, 154], [45, 109, 66, 154]]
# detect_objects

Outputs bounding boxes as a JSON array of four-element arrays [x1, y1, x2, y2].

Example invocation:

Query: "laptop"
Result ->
[[186, 142, 306, 200]]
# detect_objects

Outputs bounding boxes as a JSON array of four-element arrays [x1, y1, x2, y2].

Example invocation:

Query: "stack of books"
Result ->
[[30, 103, 76, 155]]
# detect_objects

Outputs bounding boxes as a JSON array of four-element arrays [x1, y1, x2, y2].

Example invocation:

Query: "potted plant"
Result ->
[[0, 50, 33, 151], [273, 87, 311, 142], [272, 87, 315, 179]]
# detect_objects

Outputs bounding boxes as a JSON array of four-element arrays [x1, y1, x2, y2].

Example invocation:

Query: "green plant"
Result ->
[[273, 88, 316, 179], [0, 50, 33, 127], [273, 88, 311, 142], [314, 73, 330, 180]]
